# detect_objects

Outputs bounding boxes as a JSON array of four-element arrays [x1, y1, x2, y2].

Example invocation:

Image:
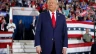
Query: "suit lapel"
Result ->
[[55, 12, 60, 28], [46, 11, 60, 29], [46, 11, 53, 28]]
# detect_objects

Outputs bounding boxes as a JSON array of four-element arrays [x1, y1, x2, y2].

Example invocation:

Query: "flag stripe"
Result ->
[[0, 43, 12, 48], [68, 31, 94, 36], [67, 46, 91, 53], [67, 23, 94, 29], [0, 48, 7, 53], [0, 39, 12, 43], [68, 34, 94, 38], [68, 42, 93, 48], [67, 21, 93, 25]]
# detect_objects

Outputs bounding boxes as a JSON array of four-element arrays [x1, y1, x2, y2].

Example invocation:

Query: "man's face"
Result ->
[[47, 0, 58, 12], [86, 28, 89, 33], [10, 20, 13, 23], [19, 20, 22, 24]]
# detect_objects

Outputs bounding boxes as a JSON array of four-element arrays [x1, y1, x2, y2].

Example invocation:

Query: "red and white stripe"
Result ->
[[0, 32, 13, 53], [80, 11, 88, 17], [67, 21, 93, 53], [0, 21, 94, 53], [87, 6, 91, 10], [92, 6, 96, 9], [67, 21, 94, 29]]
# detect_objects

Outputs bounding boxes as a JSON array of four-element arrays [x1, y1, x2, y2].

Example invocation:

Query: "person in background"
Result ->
[[75, 7, 80, 16], [31, 0, 36, 8], [32, 16, 37, 31], [22, 0, 28, 7], [29, 22, 34, 40], [17, 0, 22, 7], [84, 16, 87, 21], [16, 19, 24, 40], [1, 18, 7, 31], [42, 2, 47, 12], [7, 20, 16, 32], [86, 14, 93, 22], [36, 3, 41, 12], [62, 6, 70, 18], [11, 0, 16, 7], [67, 0, 73, 4], [83, 28, 92, 42], [57, 6, 62, 14], [73, 1, 80, 11], [77, 9, 84, 21], [0, 15, 3, 31], [71, 6, 75, 13], [7, 20, 16, 39], [1, 2, 6, 12], [71, 13, 77, 21], [80, 1, 88, 10]]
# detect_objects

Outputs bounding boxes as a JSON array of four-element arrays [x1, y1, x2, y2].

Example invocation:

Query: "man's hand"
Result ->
[[62, 48, 67, 54], [36, 46, 42, 54], [11, 26, 15, 28]]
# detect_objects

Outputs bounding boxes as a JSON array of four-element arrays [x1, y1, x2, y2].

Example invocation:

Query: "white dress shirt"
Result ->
[[49, 10, 56, 20]]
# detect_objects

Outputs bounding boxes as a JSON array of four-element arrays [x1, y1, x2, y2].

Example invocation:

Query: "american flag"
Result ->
[[0, 32, 13, 54], [80, 11, 88, 17], [0, 21, 94, 54], [67, 21, 94, 54]]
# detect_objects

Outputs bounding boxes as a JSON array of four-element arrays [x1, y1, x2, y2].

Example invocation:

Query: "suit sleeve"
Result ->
[[35, 14, 42, 46], [63, 15, 68, 47]]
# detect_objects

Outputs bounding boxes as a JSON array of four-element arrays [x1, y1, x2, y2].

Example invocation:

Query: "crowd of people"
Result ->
[[0, 0, 96, 40], [10, 0, 96, 22], [0, 0, 10, 31], [0, 0, 95, 54]]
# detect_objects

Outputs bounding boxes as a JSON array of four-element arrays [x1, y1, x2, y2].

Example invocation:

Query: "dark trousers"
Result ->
[[51, 41, 56, 54], [91, 42, 96, 54], [41, 41, 56, 54], [41, 41, 63, 54]]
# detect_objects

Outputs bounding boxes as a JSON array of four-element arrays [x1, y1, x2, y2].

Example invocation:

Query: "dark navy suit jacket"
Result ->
[[35, 11, 68, 54]]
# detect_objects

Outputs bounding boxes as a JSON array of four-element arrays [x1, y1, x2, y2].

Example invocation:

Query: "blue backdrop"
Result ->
[[13, 15, 33, 29]]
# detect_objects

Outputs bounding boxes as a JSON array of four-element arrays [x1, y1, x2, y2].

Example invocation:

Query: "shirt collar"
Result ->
[[49, 10, 56, 15]]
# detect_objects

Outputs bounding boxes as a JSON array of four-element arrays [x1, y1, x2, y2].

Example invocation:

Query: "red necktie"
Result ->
[[52, 12, 56, 28]]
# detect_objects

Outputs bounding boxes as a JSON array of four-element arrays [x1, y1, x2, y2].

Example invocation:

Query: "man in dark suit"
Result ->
[[35, 0, 68, 54], [16, 19, 24, 40]]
